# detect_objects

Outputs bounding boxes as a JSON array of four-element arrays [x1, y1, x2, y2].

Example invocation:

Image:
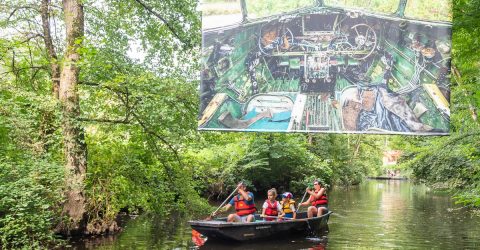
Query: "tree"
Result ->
[[55, 0, 87, 235], [392, 0, 480, 208], [1, 0, 203, 238]]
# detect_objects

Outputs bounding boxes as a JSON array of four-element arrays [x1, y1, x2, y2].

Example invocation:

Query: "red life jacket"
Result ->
[[234, 194, 256, 216], [264, 200, 279, 216], [311, 190, 328, 206]]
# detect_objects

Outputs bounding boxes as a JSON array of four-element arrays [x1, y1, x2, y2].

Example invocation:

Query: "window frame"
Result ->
[[243, 0, 317, 20], [214, 0, 453, 26]]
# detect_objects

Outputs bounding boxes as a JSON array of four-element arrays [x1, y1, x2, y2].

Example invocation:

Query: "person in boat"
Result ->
[[215, 182, 256, 222], [280, 192, 296, 219], [299, 180, 328, 218], [261, 188, 283, 221]]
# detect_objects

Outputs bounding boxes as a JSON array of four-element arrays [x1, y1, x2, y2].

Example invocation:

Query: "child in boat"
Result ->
[[261, 188, 283, 221], [280, 192, 296, 219]]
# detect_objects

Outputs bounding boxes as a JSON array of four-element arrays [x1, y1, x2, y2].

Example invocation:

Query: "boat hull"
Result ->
[[189, 211, 331, 242]]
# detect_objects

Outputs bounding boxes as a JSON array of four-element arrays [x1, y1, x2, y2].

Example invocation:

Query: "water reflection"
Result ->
[[198, 235, 328, 250], [71, 214, 193, 249], [73, 180, 480, 249], [327, 180, 480, 249]]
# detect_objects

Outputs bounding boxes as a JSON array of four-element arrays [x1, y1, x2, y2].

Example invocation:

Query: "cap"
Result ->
[[282, 192, 293, 199]]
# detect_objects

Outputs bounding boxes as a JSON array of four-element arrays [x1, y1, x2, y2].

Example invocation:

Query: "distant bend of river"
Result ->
[[72, 180, 480, 249]]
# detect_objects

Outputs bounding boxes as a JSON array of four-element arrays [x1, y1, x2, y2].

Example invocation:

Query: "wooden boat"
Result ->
[[189, 211, 332, 242]]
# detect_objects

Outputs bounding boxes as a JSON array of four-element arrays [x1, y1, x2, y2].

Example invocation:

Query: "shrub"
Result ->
[[0, 159, 64, 248]]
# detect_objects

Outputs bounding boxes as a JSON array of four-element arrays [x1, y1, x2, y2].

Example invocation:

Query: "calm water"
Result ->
[[73, 180, 480, 249]]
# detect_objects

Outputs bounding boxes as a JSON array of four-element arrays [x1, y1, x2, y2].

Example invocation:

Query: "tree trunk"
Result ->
[[41, 0, 60, 99], [353, 135, 362, 158], [56, 0, 87, 235], [39, 0, 60, 153]]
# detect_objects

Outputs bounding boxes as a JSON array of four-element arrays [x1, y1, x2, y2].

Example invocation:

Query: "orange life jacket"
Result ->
[[311, 190, 328, 206], [264, 200, 279, 216], [234, 194, 256, 216]]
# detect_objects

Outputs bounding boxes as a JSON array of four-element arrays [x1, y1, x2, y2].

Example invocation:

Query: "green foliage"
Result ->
[[452, 0, 480, 115], [246, 0, 315, 18], [77, 26, 210, 226], [0, 149, 64, 248], [396, 133, 480, 207], [186, 133, 383, 201], [185, 133, 332, 198], [202, 0, 242, 16], [1, 0, 208, 245], [454, 189, 480, 207], [0, 15, 65, 246], [392, 0, 480, 209], [404, 0, 452, 21], [308, 134, 383, 186], [324, 0, 399, 14], [239, 134, 332, 194], [85, 125, 211, 227], [399, 133, 480, 187]]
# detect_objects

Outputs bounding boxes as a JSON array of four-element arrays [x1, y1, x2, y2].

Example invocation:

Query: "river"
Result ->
[[72, 180, 480, 249]]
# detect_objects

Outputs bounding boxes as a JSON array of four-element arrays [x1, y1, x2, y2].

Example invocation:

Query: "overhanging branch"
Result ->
[[132, 0, 190, 46], [78, 117, 131, 124]]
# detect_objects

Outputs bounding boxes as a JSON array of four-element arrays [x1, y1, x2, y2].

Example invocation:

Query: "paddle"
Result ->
[[261, 215, 294, 220], [205, 182, 242, 220], [296, 189, 309, 212]]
